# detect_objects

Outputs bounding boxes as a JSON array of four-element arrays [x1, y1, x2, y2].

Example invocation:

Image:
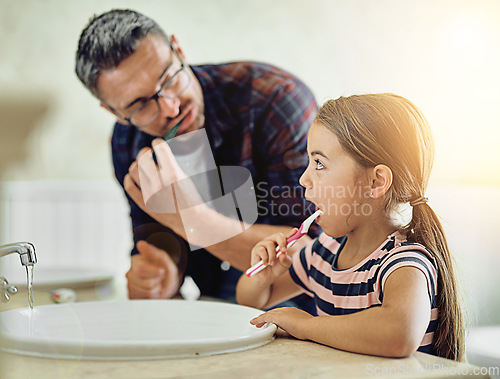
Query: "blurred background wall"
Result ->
[[0, 0, 499, 325]]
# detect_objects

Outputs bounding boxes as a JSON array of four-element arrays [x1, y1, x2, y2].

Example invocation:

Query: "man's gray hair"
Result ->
[[75, 9, 168, 98]]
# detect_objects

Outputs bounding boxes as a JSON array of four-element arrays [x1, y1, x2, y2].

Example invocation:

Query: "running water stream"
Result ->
[[26, 265, 34, 336], [26, 265, 34, 310]]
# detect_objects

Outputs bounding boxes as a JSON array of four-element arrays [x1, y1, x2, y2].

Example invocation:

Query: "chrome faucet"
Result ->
[[0, 242, 37, 302]]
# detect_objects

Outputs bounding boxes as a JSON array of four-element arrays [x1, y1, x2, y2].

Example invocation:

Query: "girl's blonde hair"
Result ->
[[316, 93, 465, 361]]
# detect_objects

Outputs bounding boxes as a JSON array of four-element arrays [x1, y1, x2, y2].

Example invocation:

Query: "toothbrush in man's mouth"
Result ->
[[245, 210, 323, 277], [163, 118, 184, 140], [152, 119, 183, 165]]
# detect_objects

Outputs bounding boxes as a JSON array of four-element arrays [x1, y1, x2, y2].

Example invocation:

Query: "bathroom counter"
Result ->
[[0, 330, 491, 379], [1, 286, 491, 378]]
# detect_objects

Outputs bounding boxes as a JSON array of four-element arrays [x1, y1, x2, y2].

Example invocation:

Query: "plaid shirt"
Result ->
[[112, 61, 318, 298]]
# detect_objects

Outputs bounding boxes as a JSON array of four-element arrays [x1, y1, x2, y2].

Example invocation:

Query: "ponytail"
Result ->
[[408, 202, 466, 361]]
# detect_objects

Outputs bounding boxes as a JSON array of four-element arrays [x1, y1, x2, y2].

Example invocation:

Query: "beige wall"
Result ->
[[1, 0, 500, 325], [0, 0, 499, 183]]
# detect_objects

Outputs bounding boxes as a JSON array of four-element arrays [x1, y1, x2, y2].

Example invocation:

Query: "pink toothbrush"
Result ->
[[245, 210, 323, 277]]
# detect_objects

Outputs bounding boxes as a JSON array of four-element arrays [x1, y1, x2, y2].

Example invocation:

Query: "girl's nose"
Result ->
[[158, 96, 181, 118], [299, 168, 311, 189]]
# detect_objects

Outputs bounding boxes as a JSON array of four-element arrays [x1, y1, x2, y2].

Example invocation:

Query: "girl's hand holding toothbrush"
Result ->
[[245, 210, 323, 278], [237, 211, 322, 309], [249, 228, 297, 281]]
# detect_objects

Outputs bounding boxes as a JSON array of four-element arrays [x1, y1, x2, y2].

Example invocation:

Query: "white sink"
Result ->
[[0, 300, 276, 360]]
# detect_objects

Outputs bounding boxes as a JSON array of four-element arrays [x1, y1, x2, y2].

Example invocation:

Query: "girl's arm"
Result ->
[[251, 266, 431, 358], [237, 270, 303, 309], [236, 229, 304, 309]]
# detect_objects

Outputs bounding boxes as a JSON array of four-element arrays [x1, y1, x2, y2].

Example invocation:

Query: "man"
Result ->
[[75, 9, 318, 309]]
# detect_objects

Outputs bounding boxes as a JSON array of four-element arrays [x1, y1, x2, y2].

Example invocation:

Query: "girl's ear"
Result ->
[[370, 164, 393, 199]]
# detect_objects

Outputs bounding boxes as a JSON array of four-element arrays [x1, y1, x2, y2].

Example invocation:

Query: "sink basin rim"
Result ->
[[0, 299, 277, 360]]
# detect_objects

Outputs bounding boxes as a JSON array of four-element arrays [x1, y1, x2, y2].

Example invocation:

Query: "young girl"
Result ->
[[236, 94, 465, 361]]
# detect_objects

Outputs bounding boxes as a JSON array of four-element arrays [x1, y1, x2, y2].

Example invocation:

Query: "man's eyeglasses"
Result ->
[[109, 43, 191, 129]]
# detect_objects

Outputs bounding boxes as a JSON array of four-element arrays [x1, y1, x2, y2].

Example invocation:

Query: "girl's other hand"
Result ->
[[250, 307, 312, 340]]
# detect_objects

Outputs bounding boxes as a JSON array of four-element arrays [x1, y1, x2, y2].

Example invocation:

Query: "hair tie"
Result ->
[[410, 196, 428, 207]]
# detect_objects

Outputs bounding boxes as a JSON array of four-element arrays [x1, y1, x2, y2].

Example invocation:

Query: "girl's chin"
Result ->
[[322, 229, 342, 239], [317, 222, 344, 239]]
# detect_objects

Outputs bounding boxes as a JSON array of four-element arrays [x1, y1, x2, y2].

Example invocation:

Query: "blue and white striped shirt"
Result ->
[[290, 231, 438, 355]]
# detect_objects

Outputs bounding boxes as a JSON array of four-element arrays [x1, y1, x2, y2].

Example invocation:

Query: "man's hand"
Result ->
[[126, 240, 180, 299], [124, 139, 205, 239], [124, 143, 183, 234], [124, 139, 244, 249]]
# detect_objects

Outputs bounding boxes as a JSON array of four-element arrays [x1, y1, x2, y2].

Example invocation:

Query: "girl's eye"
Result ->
[[315, 159, 325, 170]]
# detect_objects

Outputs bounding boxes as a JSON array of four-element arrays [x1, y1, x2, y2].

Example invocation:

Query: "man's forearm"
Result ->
[[129, 184, 309, 271], [168, 207, 309, 271]]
